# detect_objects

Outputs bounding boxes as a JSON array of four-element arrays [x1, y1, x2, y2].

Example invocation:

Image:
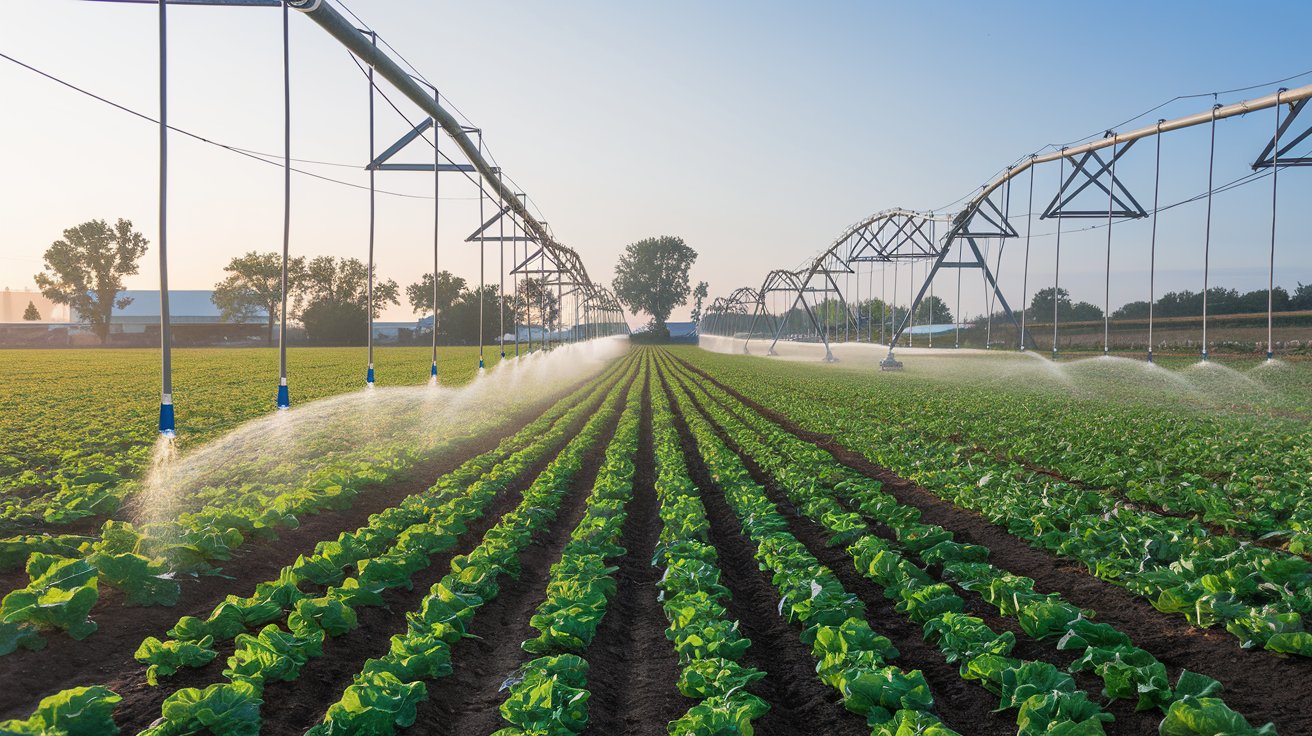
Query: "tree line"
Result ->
[[31, 218, 561, 345]]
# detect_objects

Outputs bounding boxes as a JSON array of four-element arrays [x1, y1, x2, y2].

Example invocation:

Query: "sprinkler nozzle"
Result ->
[[158, 400, 175, 437], [276, 383, 290, 409]]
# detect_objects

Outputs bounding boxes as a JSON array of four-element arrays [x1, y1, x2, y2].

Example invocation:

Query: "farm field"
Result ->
[[0, 347, 511, 532], [1, 343, 1309, 735]]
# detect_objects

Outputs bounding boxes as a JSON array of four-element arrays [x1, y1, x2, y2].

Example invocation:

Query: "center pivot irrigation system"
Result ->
[[89, 0, 628, 437], [703, 83, 1312, 370]]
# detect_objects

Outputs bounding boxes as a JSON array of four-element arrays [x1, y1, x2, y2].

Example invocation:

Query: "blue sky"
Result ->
[[2, 0, 1310, 323]]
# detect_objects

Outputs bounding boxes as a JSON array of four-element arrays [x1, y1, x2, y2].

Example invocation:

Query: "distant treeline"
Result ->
[[1112, 284, 1312, 319]]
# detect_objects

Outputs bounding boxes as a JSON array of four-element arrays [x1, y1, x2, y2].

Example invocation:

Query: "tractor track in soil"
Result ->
[[671, 350, 1312, 733], [0, 366, 618, 723], [408, 372, 636, 735], [671, 365, 1163, 732], [659, 368, 869, 736], [584, 366, 686, 735], [669, 370, 1018, 736]]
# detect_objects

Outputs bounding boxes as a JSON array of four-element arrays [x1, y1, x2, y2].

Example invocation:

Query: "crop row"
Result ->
[[0, 359, 627, 656], [647, 358, 770, 734], [675, 350, 1312, 660], [0, 356, 637, 735], [655, 355, 962, 735], [490, 356, 647, 735], [131, 356, 637, 735], [0, 347, 495, 527], [662, 353, 1274, 735], [298, 355, 638, 736]]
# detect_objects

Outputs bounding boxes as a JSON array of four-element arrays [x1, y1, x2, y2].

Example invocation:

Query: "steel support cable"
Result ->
[[1202, 104, 1219, 361], [1148, 122, 1163, 362], [277, 0, 292, 407], [157, 0, 174, 436], [514, 203, 521, 357], [892, 261, 899, 348], [980, 238, 991, 347], [365, 31, 377, 386], [881, 263, 887, 345], [1053, 151, 1065, 358], [1267, 91, 1284, 361], [924, 69, 1312, 215], [477, 132, 486, 369], [1021, 160, 1035, 351], [907, 258, 914, 348], [1103, 139, 1118, 355], [431, 86, 441, 379], [0, 51, 451, 201], [929, 218, 936, 348], [955, 243, 962, 348], [498, 168, 506, 359]]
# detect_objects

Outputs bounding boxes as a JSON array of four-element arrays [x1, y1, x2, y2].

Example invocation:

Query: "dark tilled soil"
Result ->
[[673, 352, 1312, 733], [584, 367, 686, 735], [671, 374, 1017, 736], [0, 368, 615, 723], [408, 373, 635, 735], [659, 370, 870, 736]]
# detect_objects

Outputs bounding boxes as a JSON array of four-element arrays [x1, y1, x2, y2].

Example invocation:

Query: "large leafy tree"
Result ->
[[913, 295, 953, 324], [211, 251, 306, 345], [405, 271, 466, 334], [611, 235, 698, 335], [34, 218, 148, 343], [302, 256, 398, 319], [299, 256, 398, 346], [1028, 286, 1102, 323]]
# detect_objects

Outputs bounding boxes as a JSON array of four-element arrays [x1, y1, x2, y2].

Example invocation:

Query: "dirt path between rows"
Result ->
[[659, 368, 870, 736], [585, 365, 686, 734], [671, 351, 1312, 733], [408, 373, 635, 735]]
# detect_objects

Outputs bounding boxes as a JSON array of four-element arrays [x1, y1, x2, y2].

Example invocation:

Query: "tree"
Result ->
[[405, 271, 465, 328], [1293, 282, 1312, 311], [211, 251, 306, 345], [302, 256, 399, 319], [22, 301, 41, 321], [301, 300, 368, 346], [406, 270, 465, 342], [1027, 287, 1071, 323], [690, 281, 709, 324], [444, 285, 514, 345], [34, 218, 148, 343], [1028, 287, 1102, 322], [514, 277, 560, 331], [913, 295, 953, 324], [612, 235, 697, 336]]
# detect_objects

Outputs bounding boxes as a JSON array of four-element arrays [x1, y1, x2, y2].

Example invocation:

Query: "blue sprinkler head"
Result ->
[[366, 366, 375, 385], [430, 362, 438, 378], [478, 358, 485, 370], [277, 383, 290, 409], [158, 400, 176, 438], [1267, 351, 1274, 361]]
